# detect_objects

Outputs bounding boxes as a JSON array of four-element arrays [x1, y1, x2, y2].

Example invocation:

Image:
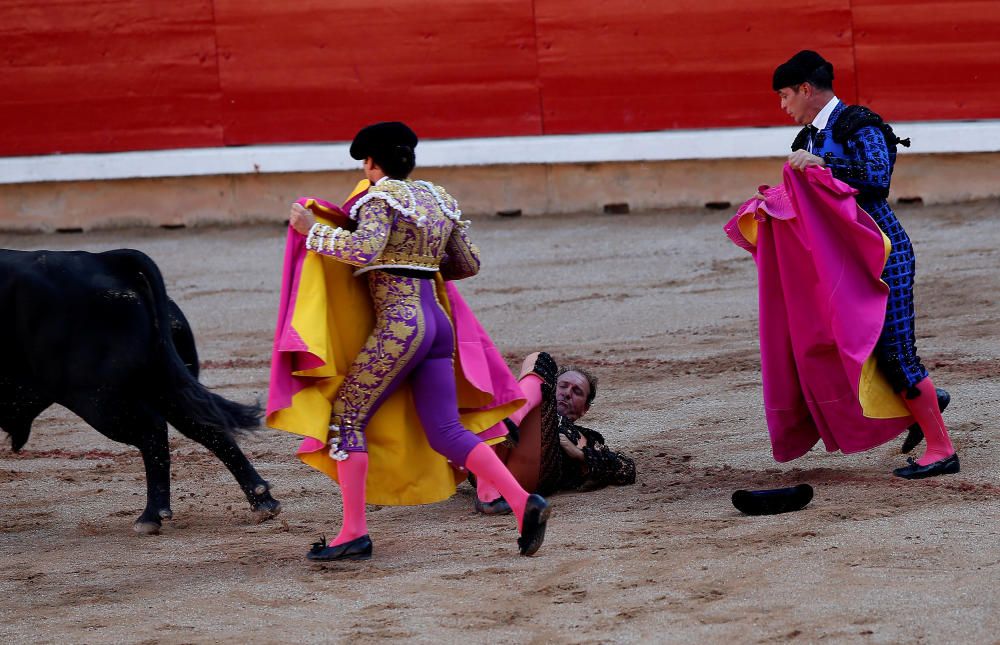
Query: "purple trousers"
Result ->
[[331, 271, 483, 465]]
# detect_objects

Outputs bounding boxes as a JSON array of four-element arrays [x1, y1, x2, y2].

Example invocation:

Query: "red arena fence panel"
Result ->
[[532, 0, 858, 133], [212, 0, 544, 145], [851, 0, 1000, 121], [0, 0, 225, 156], [1, 0, 998, 157]]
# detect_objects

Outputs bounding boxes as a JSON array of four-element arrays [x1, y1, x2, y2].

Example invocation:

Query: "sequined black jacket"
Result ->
[[557, 418, 636, 491]]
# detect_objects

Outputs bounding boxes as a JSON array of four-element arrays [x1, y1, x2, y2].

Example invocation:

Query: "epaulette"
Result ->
[[833, 105, 911, 149], [432, 184, 459, 214], [371, 179, 414, 210], [413, 180, 463, 222], [349, 179, 421, 224]]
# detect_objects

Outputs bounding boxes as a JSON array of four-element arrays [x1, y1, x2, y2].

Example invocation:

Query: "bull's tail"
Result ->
[[162, 369, 262, 435], [106, 250, 261, 435]]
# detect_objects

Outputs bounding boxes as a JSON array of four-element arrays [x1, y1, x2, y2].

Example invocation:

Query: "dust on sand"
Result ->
[[1, 200, 998, 643]]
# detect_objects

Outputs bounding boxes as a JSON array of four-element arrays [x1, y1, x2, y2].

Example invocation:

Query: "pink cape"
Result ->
[[725, 165, 913, 462]]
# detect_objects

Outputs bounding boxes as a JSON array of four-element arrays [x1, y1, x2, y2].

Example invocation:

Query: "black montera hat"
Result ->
[[349, 121, 419, 161], [772, 50, 834, 91]]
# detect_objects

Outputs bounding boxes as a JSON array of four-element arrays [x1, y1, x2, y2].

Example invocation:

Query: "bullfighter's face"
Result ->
[[556, 370, 590, 422], [777, 84, 812, 125]]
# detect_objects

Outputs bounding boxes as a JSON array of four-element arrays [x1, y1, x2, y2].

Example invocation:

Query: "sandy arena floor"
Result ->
[[1, 199, 998, 644]]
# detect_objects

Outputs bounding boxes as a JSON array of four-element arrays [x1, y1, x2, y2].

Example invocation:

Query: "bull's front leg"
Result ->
[[62, 394, 176, 535], [135, 425, 173, 535], [0, 378, 52, 452]]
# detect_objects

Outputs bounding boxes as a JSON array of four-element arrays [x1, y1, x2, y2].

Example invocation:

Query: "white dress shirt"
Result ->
[[807, 96, 841, 152]]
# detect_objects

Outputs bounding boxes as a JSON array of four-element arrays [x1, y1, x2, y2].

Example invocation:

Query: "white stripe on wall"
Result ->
[[2, 120, 998, 185]]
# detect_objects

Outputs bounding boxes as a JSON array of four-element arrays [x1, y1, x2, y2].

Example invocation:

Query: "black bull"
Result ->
[[0, 248, 281, 533]]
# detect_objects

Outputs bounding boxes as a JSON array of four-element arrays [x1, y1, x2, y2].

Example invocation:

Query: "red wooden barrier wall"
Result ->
[[533, 0, 858, 133], [212, 0, 542, 145], [1, 0, 998, 157], [852, 0, 1000, 119], [0, 0, 224, 154]]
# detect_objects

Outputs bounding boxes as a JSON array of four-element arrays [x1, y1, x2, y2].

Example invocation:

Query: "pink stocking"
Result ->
[[330, 452, 369, 546], [510, 374, 543, 427], [464, 443, 530, 530], [476, 469, 503, 503], [471, 373, 544, 508], [903, 377, 956, 466]]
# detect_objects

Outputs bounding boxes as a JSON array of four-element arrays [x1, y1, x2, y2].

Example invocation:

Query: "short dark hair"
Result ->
[[350, 121, 418, 179], [372, 145, 416, 179], [557, 365, 598, 407]]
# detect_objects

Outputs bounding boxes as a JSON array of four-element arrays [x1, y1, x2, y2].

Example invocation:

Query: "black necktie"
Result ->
[[806, 125, 818, 151]]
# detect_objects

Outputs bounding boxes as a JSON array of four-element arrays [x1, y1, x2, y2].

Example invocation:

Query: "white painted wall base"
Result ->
[[2, 121, 999, 185], [1, 152, 997, 232]]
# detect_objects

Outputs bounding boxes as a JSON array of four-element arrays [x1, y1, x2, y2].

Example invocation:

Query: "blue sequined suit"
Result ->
[[801, 102, 928, 394]]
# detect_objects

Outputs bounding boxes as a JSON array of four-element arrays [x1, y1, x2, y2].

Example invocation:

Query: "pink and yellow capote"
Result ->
[[267, 180, 523, 504], [725, 165, 914, 462]]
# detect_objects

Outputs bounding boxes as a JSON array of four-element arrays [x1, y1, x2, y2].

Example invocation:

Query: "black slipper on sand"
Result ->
[[732, 484, 814, 516]]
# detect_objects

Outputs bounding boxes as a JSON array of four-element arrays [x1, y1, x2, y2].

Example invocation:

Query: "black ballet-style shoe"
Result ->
[[900, 388, 952, 454], [474, 496, 513, 515], [306, 534, 373, 561], [731, 484, 814, 516], [892, 453, 960, 479], [517, 494, 551, 556]]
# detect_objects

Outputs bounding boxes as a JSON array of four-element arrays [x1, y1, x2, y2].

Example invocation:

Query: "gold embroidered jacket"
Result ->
[[305, 179, 480, 279]]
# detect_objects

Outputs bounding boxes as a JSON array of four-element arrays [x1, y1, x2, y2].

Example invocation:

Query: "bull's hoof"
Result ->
[[251, 499, 282, 524], [133, 519, 162, 535], [158, 508, 174, 520]]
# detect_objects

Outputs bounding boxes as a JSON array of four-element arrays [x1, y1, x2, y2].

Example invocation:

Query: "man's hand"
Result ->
[[748, 184, 771, 203], [559, 432, 586, 462], [787, 150, 826, 171], [289, 203, 317, 235]]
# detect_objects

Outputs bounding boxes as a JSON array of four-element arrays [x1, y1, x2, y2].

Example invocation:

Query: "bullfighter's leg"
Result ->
[[327, 273, 432, 456], [62, 394, 173, 534], [895, 377, 958, 478], [870, 230, 957, 477], [318, 274, 434, 552], [477, 351, 561, 506], [407, 282, 549, 556], [166, 416, 281, 522]]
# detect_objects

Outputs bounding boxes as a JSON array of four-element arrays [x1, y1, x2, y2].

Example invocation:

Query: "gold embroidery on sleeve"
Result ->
[[311, 198, 392, 267]]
